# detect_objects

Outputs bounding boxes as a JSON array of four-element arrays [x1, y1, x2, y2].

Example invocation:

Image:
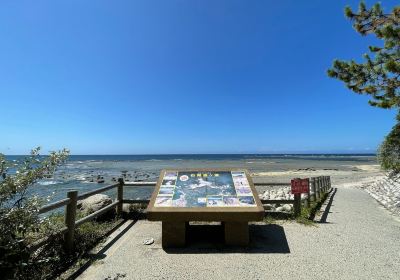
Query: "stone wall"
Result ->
[[361, 173, 400, 217]]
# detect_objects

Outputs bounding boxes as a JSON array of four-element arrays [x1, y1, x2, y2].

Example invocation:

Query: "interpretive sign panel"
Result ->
[[154, 170, 257, 207], [147, 169, 264, 247], [291, 178, 309, 194], [147, 169, 264, 220]]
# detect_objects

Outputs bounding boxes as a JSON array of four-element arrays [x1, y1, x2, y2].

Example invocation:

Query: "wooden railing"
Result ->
[[36, 176, 331, 252], [258, 176, 332, 216], [34, 180, 121, 253]]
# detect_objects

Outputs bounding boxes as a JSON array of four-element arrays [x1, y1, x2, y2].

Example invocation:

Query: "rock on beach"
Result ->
[[258, 186, 295, 212], [77, 194, 115, 219]]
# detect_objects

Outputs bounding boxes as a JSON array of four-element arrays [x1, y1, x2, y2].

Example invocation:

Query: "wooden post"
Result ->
[[325, 176, 329, 191], [117, 178, 124, 216], [319, 177, 324, 198], [306, 178, 311, 207], [320, 177, 323, 196], [310, 177, 316, 201], [321, 176, 324, 193], [294, 193, 301, 217], [324, 176, 327, 192], [328, 176, 331, 190], [303, 196, 308, 208], [64, 190, 78, 253], [315, 177, 320, 200]]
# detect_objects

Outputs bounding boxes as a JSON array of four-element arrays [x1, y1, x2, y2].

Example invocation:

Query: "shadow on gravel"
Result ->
[[164, 223, 290, 254], [318, 188, 337, 224], [67, 220, 137, 280]]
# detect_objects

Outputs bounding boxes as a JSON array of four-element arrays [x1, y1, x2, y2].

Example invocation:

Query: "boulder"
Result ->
[[282, 204, 292, 212], [77, 194, 115, 219], [264, 204, 274, 211], [122, 203, 133, 213]]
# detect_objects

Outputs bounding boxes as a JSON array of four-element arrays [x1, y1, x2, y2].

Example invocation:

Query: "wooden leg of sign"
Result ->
[[224, 221, 249, 246], [294, 193, 301, 217], [162, 221, 186, 248]]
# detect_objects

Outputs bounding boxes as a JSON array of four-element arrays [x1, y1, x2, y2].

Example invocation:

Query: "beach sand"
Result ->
[[252, 163, 383, 185], [252, 163, 384, 196]]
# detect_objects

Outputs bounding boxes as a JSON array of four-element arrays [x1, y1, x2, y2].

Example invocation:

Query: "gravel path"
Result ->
[[76, 187, 400, 280]]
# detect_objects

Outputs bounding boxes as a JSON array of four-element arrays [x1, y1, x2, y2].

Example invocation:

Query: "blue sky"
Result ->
[[1, 0, 398, 155]]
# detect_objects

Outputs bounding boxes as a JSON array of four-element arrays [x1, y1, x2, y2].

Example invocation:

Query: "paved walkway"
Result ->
[[76, 188, 400, 280]]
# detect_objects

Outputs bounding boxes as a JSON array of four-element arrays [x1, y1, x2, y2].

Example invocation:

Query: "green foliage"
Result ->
[[0, 147, 69, 279], [328, 1, 400, 109], [295, 211, 315, 226], [378, 120, 400, 173], [17, 213, 121, 280], [328, 1, 400, 172]]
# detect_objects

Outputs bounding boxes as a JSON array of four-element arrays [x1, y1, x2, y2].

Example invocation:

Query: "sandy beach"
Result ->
[[252, 163, 383, 185]]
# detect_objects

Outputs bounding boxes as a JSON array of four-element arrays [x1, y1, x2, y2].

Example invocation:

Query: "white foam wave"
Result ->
[[37, 180, 60, 186]]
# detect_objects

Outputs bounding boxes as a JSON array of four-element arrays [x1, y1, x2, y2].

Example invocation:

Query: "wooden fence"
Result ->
[[35, 176, 331, 252]]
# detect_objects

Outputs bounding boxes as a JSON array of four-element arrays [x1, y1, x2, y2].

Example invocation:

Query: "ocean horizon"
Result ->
[[5, 153, 376, 161]]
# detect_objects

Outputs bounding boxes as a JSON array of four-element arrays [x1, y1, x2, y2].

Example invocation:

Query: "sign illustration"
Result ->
[[154, 170, 257, 208]]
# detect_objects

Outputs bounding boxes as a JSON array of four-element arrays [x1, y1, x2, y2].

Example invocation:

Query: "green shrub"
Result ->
[[0, 148, 69, 279], [18, 213, 120, 280], [378, 121, 400, 173]]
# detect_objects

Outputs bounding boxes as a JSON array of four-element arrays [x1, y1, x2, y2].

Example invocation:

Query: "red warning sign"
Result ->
[[291, 178, 309, 194]]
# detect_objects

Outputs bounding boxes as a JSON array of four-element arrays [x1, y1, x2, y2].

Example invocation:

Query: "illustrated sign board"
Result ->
[[291, 178, 309, 194], [147, 169, 264, 222], [155, 170, 257, 207]]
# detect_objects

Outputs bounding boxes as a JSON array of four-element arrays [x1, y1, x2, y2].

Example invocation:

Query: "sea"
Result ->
[[5, 154, 377, 207]]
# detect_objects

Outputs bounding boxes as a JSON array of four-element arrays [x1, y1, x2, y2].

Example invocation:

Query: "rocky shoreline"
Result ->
[[258, 186, 304, 213]]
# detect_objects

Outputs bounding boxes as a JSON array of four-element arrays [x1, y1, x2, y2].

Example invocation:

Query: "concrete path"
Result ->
[[76, 188, 400, 280]]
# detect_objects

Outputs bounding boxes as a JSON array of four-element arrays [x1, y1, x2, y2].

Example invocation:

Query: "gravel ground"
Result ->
[[75, 187, 400, 280]]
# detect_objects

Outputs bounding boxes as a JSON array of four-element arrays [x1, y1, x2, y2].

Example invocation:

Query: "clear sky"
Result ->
[[1, 0, 398, 155]]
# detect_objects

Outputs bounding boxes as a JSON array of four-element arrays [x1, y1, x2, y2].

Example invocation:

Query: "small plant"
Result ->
[[296, 206, 316, 226], [263, 215, 278, 225]]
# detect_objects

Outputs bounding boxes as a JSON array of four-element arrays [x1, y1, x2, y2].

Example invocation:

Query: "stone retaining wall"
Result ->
[[361, 173, 400, 216]]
